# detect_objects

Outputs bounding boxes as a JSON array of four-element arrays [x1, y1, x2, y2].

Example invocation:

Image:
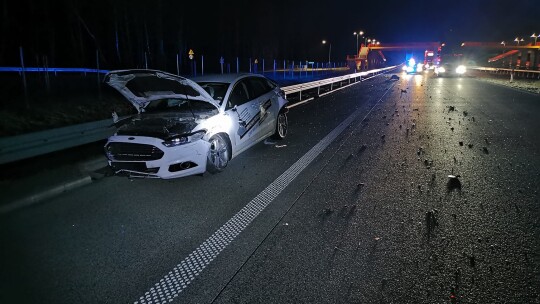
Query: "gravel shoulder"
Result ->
[[470, 70, 540, 95]]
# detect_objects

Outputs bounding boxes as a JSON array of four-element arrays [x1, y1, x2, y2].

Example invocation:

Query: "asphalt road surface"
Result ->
[[1, 72, 539, 303]]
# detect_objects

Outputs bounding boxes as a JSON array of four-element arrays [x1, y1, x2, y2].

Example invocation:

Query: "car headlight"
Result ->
[[456, 65, 466, 74], [437, 67, 446, 73], [162, 130, 206, 147], [402, 65, 408, 71]]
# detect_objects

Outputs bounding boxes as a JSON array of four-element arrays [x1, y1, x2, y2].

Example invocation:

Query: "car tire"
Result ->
[[206, 134, 231, 174], [272, 111, 288, 140]]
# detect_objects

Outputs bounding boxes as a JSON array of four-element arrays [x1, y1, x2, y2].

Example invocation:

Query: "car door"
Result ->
[[244, 77, 278, 140], [224, 79, 264, 154]]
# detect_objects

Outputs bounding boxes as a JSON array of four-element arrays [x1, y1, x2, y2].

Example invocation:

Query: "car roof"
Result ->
[[192, 73, 266, 84]]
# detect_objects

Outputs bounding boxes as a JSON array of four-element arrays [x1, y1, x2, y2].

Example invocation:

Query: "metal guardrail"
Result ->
[[471, 66, 540, 78], [0, 66, 398, 165], [0, 119, 116, 164], [283, 66, 398, 105]]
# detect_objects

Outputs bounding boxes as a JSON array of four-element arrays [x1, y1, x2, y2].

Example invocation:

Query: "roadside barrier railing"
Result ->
[[470, 66, 540, 79], [0, 66, 398, 164], [283, 66, 398, 108]]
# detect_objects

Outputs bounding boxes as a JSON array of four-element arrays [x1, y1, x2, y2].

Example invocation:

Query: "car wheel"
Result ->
[[272, 111, 288, 140], [206, 134, 231, 174]]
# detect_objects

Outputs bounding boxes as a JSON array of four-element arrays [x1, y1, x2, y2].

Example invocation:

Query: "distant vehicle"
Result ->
[[434, 62, 467, 77], [103, 70, 289, 179], [402, 58, 424, 74], [423, 49, 439, 70]]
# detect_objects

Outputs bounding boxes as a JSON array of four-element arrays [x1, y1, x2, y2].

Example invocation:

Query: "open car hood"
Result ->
[[104, 69, 219, 112]]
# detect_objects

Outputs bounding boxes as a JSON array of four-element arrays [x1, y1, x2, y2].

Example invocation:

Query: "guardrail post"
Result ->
[[19, 47, 29, 107], [96, 50, 102, 100]]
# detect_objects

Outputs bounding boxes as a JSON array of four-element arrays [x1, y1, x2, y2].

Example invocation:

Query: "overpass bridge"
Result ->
[[347, 42, 441, 71], [348, 41, 540, 70], [461, 41, 540, 69]]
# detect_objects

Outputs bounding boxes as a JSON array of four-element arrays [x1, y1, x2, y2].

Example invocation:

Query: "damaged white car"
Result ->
[[104, 70, 288, 179]]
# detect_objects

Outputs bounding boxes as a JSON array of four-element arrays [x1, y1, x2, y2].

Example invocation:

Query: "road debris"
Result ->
[[469, 255, 476, 267], [447, 175, 462, 191], [334, 246, 347, 253], [322, 208, 334, 215], [425, 209, 439, 235]]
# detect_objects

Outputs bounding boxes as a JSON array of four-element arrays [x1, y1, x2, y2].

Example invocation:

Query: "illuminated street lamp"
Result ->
[[500, 41, 506, 46], [322, 40, 331, 64], [353, 31, 364, 54], [514, 37, 524, 45], [531, 33, 538, 45]]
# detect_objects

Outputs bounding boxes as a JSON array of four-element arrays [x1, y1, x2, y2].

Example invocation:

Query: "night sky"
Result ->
[[0, 0, 537, 71]]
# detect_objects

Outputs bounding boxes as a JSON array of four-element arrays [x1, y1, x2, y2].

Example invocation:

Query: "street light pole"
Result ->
[[329, 43, 332, 65], [322, 40, 331, 65], [353, 32, 358, 55], [353, 31, 364, 56], [532, 33, 538, 45]]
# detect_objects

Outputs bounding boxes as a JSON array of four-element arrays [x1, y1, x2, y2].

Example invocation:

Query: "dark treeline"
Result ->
[[1, 0, 329, 73]]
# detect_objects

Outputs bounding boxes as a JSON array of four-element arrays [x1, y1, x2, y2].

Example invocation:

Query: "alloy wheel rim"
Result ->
[[210, 137, 228, 169], [278, 114, 287, 137]]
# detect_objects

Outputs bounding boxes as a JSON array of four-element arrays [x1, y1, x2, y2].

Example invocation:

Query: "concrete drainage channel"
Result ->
[[0, 155, 109, 214]]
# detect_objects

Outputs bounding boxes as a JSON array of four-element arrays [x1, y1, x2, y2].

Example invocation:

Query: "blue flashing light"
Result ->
[[408, 58, 416, 67]]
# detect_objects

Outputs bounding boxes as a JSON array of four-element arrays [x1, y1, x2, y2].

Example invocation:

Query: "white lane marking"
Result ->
[[134, 98, 376, 304]]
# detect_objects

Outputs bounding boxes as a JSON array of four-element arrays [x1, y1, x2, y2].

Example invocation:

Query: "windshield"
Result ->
[[197, 82, 229, 104], [143, 98, 218, 114]]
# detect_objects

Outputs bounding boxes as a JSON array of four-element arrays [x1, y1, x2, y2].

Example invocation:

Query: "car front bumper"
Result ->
[[104, 135, 210, 179]]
